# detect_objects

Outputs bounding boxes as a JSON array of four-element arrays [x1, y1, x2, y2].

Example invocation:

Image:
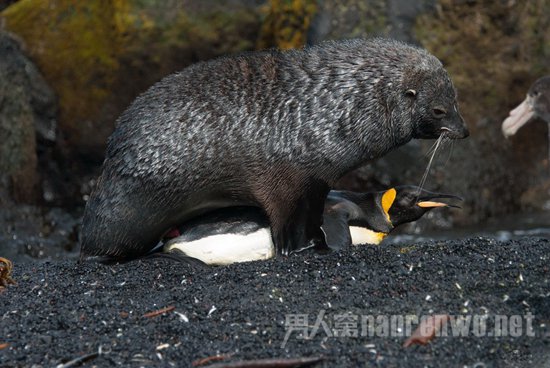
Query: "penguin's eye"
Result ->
[[432, 107, 447, 119]]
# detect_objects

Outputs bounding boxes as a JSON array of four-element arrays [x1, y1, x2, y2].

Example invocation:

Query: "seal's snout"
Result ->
[[460, 125, 470, 139], [442, 110, 469, 139], [442, 124, 469, 139]]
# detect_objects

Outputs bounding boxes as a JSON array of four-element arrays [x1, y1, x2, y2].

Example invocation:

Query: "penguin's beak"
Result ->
[[502, 95, 534, 138], [417, 201, 452, 208], [416, 193, 462, 209]]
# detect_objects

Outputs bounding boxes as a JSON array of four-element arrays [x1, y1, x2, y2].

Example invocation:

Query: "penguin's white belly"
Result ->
[[164, 228, 274, 265], [349, 226, 386, 245]]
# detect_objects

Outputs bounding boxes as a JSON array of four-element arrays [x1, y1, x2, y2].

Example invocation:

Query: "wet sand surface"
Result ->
[[1, 237, 550, 367]]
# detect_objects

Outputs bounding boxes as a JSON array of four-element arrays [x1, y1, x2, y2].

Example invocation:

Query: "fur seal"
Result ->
[[163, 186, 461, 265], [502, 76, 550, 136], [80, 38, 468, 260]]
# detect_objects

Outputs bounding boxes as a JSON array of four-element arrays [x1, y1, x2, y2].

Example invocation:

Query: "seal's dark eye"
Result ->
[[432, 107, 446, 119]]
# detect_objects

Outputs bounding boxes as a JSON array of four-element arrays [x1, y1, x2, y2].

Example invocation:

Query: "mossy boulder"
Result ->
[[2, 0, 126, 158], [2, 0, 264, 160], [256, 0, 317, 50]]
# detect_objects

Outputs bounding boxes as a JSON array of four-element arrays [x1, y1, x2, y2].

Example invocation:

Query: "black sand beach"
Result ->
[[2, 237, 549, 367]]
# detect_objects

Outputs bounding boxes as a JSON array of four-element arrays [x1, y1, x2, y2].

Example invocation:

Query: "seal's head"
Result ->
[[404, 64, 469, 140], [502, 76, 550, 137]]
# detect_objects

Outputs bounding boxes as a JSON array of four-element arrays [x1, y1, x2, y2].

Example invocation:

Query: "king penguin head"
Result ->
[[345, 186, 461, 245]]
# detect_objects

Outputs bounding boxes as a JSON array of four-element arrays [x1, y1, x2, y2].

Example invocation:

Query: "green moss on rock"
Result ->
[[2, 0, 264, 158], [3, 0, 125, 154], [256, 0, 318, 50]]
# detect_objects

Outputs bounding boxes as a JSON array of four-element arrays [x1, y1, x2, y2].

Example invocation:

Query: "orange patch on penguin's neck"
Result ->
[[381, 188, 397, 222]]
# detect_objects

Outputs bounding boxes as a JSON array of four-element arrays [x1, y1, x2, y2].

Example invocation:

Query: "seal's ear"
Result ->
[[405, 89, 417, 97]]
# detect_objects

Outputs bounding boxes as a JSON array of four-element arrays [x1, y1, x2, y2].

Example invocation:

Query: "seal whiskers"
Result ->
[[416, 133, 448, 198]]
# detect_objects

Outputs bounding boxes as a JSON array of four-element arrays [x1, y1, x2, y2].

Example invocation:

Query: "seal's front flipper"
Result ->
[[271, 181, 330, 255], [322, 208, 352, 250], [272, 215, 314, 256]]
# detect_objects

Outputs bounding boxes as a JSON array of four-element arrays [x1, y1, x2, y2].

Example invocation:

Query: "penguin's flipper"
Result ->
[[144, 248, 210, 268], [322, 208, 352, 250]]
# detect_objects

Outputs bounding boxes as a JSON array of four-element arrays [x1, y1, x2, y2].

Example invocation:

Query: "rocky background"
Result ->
[[0, 0, 549, 261]]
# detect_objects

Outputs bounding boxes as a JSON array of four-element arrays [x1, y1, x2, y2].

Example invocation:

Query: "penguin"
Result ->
[[162, 186, 461, 265]]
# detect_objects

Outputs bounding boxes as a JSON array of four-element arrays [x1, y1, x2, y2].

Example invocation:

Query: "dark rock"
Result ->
[[0, 28, 56, 203]]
